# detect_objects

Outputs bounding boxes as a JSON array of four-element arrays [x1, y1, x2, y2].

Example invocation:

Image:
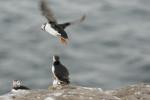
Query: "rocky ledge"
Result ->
[[0, 84, 150, 100]]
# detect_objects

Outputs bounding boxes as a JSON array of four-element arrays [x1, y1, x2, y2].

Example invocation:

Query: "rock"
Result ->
[[111, 83, 150, 100], [0, 84, 150, 100]]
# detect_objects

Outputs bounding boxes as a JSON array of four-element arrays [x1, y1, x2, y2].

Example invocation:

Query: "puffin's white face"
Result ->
[[52, 55, 59, 62], [41, 23, 47, 31], [13, 80, 21, 87]]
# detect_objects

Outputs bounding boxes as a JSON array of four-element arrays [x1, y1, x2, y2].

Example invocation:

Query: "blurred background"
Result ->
[[0, 0, 150, 94]]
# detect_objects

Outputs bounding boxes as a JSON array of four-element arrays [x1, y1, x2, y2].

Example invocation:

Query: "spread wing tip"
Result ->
[[69, 14, 86, 25], [40, 0, 57, 23]]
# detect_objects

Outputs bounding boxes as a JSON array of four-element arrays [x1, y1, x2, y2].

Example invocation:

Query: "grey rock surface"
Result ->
[[0, 84, 150, 100]]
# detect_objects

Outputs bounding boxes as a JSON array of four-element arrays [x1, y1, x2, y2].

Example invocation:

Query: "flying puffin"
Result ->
[[12, 80, 30, 91], [40, 0, 86, 45], [52, 55, 70, 86]]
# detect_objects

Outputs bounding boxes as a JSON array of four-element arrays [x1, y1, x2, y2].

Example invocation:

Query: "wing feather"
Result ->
[[40, 0, 57, 23], [54, 63, 69, 82], [59, 15, 86, 29]]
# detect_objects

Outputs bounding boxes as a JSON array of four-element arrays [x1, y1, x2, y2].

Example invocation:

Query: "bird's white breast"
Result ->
[[45, 23, 61, 37], [52, 65, 55, 74], [53, 79, 58, 86]]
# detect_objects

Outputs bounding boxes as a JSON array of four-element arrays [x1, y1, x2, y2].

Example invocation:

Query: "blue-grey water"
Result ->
[[0, 0, 150, 94]]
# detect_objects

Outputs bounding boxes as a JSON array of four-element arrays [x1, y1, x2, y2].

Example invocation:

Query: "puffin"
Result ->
[[52, 55, 70, 86], [12, 80, 30, 91], [40, 0, 86, 45]]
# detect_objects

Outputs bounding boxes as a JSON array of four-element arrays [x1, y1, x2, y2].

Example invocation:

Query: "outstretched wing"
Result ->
[[59, 15, 86, 29], [40, 0, 57, 23]]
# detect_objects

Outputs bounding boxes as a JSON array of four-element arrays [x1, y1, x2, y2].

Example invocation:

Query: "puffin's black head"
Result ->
[[53, 55, 60, 62], [12, 80, 21, 89]]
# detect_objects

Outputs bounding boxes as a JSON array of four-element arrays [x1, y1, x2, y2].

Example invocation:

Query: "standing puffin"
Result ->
[[52, 55, 70, 86], [12, 80, 30, 91], [40, 0, 86, 45]]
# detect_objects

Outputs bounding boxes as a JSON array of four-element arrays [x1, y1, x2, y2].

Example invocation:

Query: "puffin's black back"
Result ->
[[13, 85, 30, 90], [53, 61, 70, 84]]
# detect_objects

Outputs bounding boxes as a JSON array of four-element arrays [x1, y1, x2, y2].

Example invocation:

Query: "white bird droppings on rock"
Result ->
[[97, 88, 103, 92], [44, 97, 55, 100], [49, 92, 62, 96], [146, 85, 150, 88], [134, 91, 141, 95], [113, 96, 121, 100], [104, 90, 115, 95]]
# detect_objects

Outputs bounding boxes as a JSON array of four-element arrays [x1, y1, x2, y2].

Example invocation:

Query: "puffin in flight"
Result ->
[[52, 55, 70, 86], [40, 0, 86, 45], [12, 80, 30, 91]]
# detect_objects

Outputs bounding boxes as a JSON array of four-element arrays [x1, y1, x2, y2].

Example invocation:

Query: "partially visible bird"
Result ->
[[12, 80, 30, 91], [52, 55, 70, 86], [40, 0, 86, 45]]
